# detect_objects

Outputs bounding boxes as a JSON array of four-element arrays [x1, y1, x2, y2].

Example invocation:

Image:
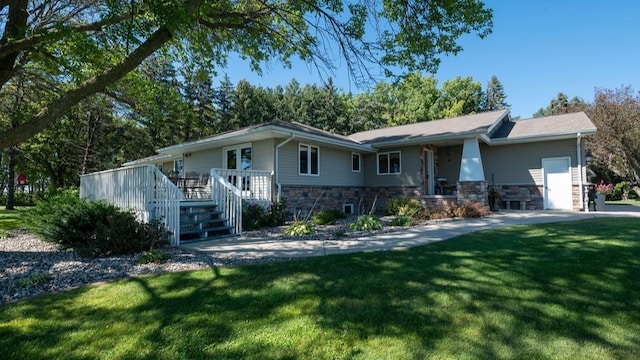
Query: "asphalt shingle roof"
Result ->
[[349, 110, 509, 144], [491, 112, 596, 140]]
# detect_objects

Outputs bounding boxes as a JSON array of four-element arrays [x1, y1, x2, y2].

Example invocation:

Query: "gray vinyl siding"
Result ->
[[278, 141, 364, 186], [252, 139, 275, 171], [363, 145, 422, 187], [183, 148, 222, 174], [481, 139, 579, 185], [181, 139, 275, 174]]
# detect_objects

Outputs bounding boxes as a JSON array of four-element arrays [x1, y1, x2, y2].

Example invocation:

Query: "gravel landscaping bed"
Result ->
[[0, 230, 285, 305], [0, 216, 420, 305]]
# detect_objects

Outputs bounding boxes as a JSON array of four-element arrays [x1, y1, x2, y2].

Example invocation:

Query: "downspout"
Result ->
[[275, 134, 295, 200], [577, 133, 584, 211]]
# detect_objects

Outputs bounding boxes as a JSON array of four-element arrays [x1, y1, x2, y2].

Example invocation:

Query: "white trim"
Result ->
[[377, 151, 402, 175], [425, 149, 435, 195], [299, 143, 320, 176], [351, 152, 361, 172]]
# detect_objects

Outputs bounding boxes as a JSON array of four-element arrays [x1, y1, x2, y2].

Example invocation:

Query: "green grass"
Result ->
[[0, 206, 29, 234], [607, 199, 640, 207], [2, 218, 640, 359]]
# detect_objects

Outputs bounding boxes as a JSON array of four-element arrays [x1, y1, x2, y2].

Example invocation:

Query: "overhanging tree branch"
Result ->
[[0, 26, 173, 148]]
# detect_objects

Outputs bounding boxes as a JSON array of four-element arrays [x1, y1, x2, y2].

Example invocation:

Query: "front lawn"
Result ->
[[0, 206, 29, 232], [2, 218, 639, 359], [607, 199, 640, 207]]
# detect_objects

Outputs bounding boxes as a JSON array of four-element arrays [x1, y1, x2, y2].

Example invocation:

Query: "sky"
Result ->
[[217, 0, 640, 119]]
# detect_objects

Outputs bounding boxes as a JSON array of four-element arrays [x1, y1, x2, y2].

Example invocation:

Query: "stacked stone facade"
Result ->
[[457, 181, 488, 207]]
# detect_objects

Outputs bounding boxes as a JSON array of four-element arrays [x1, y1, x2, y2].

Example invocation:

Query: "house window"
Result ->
[[352, 153, 361, 172], [377, 151, 401, 175], [224, 143, 252, 170], [299, 144, 319, 175]]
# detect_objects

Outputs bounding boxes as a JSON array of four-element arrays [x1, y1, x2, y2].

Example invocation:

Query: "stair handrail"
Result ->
[[210, 169, 243, 235]]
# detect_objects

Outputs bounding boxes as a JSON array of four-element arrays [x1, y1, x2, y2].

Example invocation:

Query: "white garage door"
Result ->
[[542, 157, 572, 210]]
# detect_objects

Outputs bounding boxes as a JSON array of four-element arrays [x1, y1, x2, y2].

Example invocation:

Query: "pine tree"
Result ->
[[482, 75, 510, 111]]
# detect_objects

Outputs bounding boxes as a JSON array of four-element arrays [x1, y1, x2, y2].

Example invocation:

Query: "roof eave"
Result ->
[[270, 128, 376, 153], [488, 129, 597, 146], [367, 129, 487, 148], [157, 123, 376, 155]]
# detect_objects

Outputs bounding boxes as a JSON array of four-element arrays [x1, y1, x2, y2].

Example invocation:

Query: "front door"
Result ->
[[542, 157, 572, 210]]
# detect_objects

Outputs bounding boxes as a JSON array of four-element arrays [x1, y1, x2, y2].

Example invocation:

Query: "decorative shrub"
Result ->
[[285, 221, 316, 236], [389, 216, 412, 227], [27, 189, 170, 258], [385, 197, 422, 217], [242, 203, 267, 231], [312, 209, 346, 225], [242, 198, 289, 231], [349, 214, 383, 231], [266, 198, 288, 226]]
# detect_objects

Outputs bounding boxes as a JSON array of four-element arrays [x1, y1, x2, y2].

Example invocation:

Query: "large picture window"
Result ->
[[377, 151, 401, 175], [299, 144, 319, 175]]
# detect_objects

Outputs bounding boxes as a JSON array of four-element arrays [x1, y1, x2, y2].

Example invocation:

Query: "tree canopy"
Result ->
[[0, 0, 493, 148]]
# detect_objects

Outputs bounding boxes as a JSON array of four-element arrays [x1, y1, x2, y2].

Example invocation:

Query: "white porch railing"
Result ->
[[212, 169, 272, 205], [80, 165, 182, 246]]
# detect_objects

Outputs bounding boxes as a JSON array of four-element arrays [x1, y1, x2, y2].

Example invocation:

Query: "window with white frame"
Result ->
[[299, 144, 319, 175], [352, 153, 361, 172], [377, 151, 401, 174]]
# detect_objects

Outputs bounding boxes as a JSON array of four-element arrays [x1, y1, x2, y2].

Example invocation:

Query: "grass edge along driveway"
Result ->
[[2, 217, 639, 359]]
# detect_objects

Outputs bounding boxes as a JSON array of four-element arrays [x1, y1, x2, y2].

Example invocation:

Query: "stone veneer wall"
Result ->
[[279, 185, 422, 215], [457, 181, 488, 207], [281, 182, 581, 215]]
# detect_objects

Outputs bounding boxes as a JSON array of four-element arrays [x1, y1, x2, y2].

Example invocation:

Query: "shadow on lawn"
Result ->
[[1, 218, 640, 358]]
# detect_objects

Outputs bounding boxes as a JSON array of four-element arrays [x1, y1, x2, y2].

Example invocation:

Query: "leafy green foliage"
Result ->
[[312, 209, 346, 225], [0, 0, 493, 149], [285, 221, 316, 236], [389, 216, 412, 227], [242, 203, 267, 231], [349, 214, 383, 231], [27, 189, 170, 257], [385, 197, 423, 217], [242, 198, 289, 231], [138, 249, 170, 265]]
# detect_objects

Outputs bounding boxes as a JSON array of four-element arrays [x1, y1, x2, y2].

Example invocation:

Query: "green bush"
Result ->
[[349, 214, 383, 231], [266, 198, 288, 226], [312, 209, 346, 225], [389, 216, 412, 227], [385, 197, 422, 217], [285, 221, 316, 236], [138, 249, 170, 264], [27, 189, 170, 257], [242, 198, 289, 231], [242, 203, 266, 231]]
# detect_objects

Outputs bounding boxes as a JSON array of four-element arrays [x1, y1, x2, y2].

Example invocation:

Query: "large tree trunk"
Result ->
[[5, 147, 16, 210], [0, 0, 28, 87]]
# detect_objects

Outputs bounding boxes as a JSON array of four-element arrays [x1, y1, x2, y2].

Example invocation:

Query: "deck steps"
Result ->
[[179, 202, 233, 243]]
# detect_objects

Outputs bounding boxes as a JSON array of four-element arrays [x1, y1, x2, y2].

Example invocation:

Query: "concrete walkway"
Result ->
[[180, 205, 640, 259]]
